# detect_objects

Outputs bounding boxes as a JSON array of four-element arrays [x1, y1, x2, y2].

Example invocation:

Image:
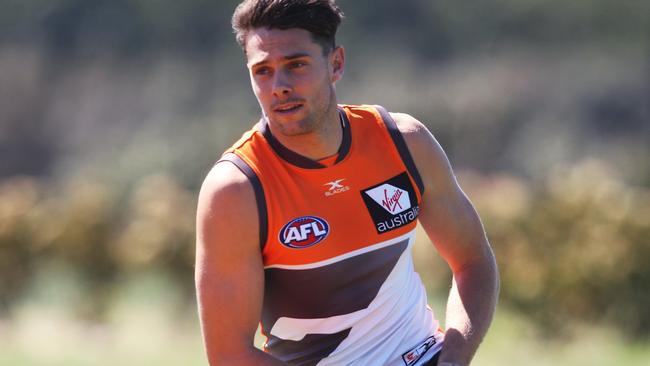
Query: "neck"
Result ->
[[267, 103, 342, 161]]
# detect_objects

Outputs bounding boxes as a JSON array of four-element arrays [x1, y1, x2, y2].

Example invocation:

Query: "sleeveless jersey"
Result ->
[[220, 104, 444, 366]]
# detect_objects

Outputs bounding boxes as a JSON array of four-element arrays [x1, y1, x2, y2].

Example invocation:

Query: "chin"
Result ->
[[273, 117, 319, 137]]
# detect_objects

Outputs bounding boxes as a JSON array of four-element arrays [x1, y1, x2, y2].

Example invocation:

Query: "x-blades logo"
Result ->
[[324, 179, 346, 191]]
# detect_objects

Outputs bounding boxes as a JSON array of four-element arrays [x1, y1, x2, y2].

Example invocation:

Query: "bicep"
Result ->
[[418, 181, 489, 272], [394, 113, 490, 272], [195, 162, 265, 361]]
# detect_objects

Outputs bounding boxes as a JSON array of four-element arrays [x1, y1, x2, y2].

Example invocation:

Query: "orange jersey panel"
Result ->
[[225, 104, 423, 267]]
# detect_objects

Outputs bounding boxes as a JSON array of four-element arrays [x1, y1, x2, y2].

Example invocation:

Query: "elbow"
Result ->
[[205, 346, 262, 366], [453, 245, 500, 295]]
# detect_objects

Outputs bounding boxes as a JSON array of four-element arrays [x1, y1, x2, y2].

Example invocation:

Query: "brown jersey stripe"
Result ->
[[260, 122, 325, 169], [375, 105, 425, 196], [266, 328, 352, 366], [217, 152, 269, 250], [261, 239, 408, 364], [261, 238, 408, 323], [334, 106, 352, 164]]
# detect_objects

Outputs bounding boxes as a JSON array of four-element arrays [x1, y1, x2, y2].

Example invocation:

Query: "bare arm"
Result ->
[[393, 113, 499, 366], [195, 162, 288, 366]]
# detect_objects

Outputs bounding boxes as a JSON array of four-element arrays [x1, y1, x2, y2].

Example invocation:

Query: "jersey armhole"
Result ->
[[374, 105, 425, 196], [216, 152, 269, 251]]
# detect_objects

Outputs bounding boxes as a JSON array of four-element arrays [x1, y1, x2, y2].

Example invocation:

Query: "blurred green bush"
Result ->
[[0, 174, 195, 320], [459, 160, 650, 339], [1, 159, 648, 338]]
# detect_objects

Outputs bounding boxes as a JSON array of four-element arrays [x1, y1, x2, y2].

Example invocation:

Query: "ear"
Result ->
[[329, 46, 345, 83]]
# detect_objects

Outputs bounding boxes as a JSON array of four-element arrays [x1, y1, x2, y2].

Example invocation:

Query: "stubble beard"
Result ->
[[271, 85, 336, 137]]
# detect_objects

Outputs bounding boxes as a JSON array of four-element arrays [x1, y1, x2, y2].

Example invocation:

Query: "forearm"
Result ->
[[438, 253, 499, 366], [205, 346, 290, 366], [199, 311, 290, 366]]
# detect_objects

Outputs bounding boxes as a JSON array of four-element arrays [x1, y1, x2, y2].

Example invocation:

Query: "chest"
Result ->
[[260, 152, 420, 267]]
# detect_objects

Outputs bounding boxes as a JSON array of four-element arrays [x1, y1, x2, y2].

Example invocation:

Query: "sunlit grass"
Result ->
[[0, 308, 206, 366], [475, 309, 650, 366], [0, 269, 205, 366], [4, 306, 649, 366]]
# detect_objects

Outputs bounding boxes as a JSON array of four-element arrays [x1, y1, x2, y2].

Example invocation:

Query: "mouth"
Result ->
[[273, 102, 304, 114]]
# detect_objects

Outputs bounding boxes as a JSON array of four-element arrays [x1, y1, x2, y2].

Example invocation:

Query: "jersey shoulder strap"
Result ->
[[374, 105, 425, 196], [215, 150, 268, 251]]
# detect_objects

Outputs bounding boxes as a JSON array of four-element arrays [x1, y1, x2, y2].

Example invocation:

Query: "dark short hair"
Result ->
[[232, 0, 344, 55]]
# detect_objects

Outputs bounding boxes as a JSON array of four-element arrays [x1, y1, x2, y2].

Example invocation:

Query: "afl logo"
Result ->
[[279, 216, 330, 249]]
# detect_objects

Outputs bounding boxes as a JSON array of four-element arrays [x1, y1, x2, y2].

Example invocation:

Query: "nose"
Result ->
[[272, 71, 292, 97]]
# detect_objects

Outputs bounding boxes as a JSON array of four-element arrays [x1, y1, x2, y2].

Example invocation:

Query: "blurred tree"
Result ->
[[0, 177, 41, 315]]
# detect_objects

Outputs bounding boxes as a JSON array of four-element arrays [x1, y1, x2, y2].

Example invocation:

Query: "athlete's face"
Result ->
[[245, 27, 344, 136]]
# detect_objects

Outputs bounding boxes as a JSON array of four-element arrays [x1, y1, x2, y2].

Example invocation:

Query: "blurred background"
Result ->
[[0, 0, 648, 365]]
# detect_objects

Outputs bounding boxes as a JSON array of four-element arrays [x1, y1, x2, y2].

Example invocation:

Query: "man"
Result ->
[[195, 1, 499, 365]]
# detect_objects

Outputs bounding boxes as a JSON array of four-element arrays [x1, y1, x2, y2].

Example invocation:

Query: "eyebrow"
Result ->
[[250, 52, 311, 68]]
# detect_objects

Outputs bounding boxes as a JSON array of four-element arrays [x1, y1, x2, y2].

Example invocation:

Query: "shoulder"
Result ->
[[199, 160, 253, 204], [196, 160, 257, 229], [388, 112, 428, 135], [388, 112, 456, 194], [389, 112, 440, 155]]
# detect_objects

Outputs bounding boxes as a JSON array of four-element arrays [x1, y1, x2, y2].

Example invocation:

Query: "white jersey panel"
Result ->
[[310, 229, 443, 365]]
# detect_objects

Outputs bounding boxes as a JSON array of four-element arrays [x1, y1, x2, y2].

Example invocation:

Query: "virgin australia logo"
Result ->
[[364, 183, 411, 214], [360, 172, 419, 234]]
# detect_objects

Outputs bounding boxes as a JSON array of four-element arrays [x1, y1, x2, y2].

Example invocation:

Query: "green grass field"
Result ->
[[1, 268, 648, 366]]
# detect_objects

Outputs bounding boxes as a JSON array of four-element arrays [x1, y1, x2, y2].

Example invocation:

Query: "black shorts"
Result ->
[[422, 351, 440, 365]]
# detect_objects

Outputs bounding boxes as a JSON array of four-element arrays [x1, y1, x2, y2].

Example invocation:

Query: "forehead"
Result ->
[[245, 28, 323, 67]]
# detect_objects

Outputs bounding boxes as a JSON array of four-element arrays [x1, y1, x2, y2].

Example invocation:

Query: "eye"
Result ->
[[289, 61, 307, 69], [254, 66, 271, 76]]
